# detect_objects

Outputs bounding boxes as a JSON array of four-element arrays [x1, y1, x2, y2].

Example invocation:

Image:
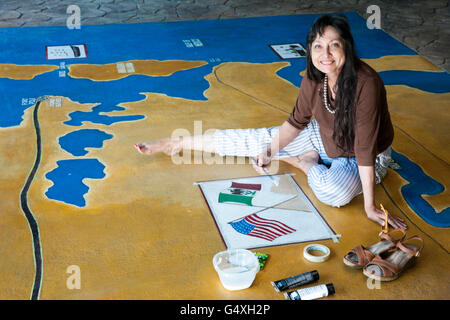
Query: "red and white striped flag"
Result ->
[[229, 213, 296, 241]]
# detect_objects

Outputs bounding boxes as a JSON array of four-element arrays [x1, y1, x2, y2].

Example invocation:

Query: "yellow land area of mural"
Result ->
[[68, 59, 208, 81], [0, 64, 58, 80], [362, 55, 442, 72]]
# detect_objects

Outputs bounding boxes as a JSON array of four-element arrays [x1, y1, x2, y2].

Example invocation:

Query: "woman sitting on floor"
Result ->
[[135, 14, 407, 230]]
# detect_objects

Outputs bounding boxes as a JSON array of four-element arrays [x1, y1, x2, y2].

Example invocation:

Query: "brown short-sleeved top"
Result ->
[[287, 61, 394, 166]]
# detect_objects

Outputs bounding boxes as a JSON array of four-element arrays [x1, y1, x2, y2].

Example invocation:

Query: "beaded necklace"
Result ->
[[323, 75, 336, 114]]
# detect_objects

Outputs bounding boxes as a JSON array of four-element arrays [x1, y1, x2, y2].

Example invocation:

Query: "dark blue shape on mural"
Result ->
[[391, 149, 450, 228], [45, 158, 106, 207], [59, 129, 113, 156]]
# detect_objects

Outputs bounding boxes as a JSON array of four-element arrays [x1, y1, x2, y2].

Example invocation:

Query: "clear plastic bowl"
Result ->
[[212, 248, 260, 291]]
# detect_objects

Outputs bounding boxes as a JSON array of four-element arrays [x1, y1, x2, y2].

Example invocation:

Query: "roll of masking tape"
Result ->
[[303, 244, 330, 263]]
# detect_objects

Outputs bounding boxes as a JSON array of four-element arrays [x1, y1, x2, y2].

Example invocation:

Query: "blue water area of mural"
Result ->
[[59, 129, 113, 156], [45, 159, 106, 207], [0, 12, 420, 128], [380, 70, 450, 93], [391, 149, 450, 228]]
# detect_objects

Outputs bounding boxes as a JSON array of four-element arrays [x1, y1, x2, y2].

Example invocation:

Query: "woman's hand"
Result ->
[[251, 121, 301, 175], [358, 165, 407, 230], [252, 149, 272, 175], [365, 205, 407, 230]]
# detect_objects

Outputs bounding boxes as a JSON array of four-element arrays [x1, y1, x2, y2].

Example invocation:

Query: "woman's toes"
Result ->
[[135, 140, 167, 155], [135, 143, 150, 154]]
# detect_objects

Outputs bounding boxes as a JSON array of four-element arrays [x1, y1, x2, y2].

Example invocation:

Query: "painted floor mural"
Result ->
[[0, 12, 449, 299]]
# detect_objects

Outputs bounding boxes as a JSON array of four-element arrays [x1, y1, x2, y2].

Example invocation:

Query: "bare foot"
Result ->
[[279, 157, 300, 169], [280, 150, 319, 174], [297, 150, 320, 173], [135, 138, 182, 156]]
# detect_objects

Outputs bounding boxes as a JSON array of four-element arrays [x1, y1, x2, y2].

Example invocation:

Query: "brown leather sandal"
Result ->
[[363, 235, 424, 281], [343, 228, 406, 269]]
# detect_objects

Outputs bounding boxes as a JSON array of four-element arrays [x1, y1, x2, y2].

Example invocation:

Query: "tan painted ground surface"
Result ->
[[68, 60, 208, 81], [0, 57, 448, 300], [0, 64, 58, 79]]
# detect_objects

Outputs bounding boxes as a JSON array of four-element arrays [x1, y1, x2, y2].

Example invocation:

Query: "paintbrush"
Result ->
[[380, 203, 389, 234], [251, 157, 279, 186]]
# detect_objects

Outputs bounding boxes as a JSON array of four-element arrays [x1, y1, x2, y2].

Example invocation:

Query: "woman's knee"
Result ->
[[308, 166, 362, 207], [314, 189, 356, 207]]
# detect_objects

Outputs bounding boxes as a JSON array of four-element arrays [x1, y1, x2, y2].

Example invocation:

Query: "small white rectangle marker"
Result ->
[[191, 38, 203, 47], [125, 62, 135, 73], [46, 44, 87, 60], [116, 63, 126, 73]]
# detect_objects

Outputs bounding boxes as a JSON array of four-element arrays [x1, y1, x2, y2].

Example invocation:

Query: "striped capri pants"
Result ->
[[213, 119, 392, 207]]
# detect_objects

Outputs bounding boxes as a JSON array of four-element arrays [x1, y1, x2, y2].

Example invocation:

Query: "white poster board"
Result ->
[[197, 174, 338, 249], [269, 43, 306, 59], [46, 44, 88, 60]]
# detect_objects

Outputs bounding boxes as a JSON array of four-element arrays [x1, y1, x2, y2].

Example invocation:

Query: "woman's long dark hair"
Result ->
[[306, 14, 361, 156]]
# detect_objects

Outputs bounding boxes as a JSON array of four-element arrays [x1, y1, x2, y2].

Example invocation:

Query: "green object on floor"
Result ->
[[254, 252, 269, 270]]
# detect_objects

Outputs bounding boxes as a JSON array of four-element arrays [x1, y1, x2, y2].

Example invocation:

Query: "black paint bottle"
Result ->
[[271, 270, 319, 292]]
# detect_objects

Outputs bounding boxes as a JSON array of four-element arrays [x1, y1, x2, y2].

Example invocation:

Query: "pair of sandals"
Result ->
[[343, 229, 424, 281]]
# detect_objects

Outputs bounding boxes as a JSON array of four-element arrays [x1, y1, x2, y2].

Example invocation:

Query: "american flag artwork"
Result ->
[[229, 213, 296, 242]]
